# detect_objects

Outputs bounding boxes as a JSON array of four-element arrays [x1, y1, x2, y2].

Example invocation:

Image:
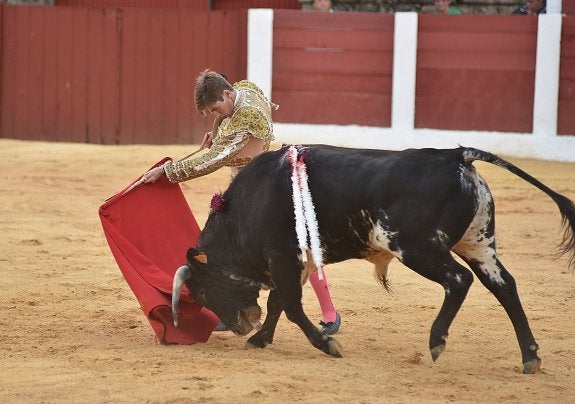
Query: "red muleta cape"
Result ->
[[98, 158, 219, 344]]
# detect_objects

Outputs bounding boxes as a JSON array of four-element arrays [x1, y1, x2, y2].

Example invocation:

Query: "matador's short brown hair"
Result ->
[[194, 69, 234, 113]]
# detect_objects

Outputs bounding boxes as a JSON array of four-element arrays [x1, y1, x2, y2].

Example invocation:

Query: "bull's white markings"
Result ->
[[453, 170, 505, 285], [454, 273, 464, 284], [228, 273, 267, 289], [369, 222, 404, 261], [357, 209, 404, 260], [432, 230, 450, 248], [288, 146, 324, 279]]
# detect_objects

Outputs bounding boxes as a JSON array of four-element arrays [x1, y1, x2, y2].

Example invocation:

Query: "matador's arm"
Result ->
[[163, 130, 250, 182]]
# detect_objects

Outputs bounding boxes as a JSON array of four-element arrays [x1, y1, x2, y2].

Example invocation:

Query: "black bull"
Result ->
[[172, 145, 575, 374]]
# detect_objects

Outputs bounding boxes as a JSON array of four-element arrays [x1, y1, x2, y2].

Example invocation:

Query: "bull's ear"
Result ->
[[195, 253, 208, 264], [187, 247, 208, 265]]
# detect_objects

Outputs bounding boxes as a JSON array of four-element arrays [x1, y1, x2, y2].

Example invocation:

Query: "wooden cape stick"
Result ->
[[122, 146, 205, 195], [123, 115, 223, 195]]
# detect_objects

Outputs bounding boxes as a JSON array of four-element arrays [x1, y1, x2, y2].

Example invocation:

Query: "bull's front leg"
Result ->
[[267, 254, 342, 357], [283, 298, 343, 357], [245, 289, 282, 349]]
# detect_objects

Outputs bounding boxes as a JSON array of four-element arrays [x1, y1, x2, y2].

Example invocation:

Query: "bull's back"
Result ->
[[227, 145, 480, 258]]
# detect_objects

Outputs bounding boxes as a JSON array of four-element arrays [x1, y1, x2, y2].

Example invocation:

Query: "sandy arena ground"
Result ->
[[1, 138, 574, 403]]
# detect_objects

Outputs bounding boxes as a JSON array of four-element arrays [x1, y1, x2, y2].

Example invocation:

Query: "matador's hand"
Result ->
[[201, 132, 213, 149], [141, 166, 164, 183]]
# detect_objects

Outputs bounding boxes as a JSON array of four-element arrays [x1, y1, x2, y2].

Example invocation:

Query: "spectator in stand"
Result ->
[[513, 0, 546, 15], [433, 0, 462, 14], [313, 0, 334, 12]]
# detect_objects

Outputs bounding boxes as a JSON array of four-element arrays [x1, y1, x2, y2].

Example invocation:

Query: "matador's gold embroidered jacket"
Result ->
[[163, 80, 276, 182]]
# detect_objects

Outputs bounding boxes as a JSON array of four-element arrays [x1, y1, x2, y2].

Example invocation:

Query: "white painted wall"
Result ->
[[249, 10, 575, 163], [247, 9, 274, 101]]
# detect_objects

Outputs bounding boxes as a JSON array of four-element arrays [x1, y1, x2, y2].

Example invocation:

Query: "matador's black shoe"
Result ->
[[319, 312, 341, 335]]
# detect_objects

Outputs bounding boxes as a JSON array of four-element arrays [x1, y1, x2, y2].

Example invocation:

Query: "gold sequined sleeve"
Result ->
[[163, 131, 250, 182], [226, 105, 272, 140]]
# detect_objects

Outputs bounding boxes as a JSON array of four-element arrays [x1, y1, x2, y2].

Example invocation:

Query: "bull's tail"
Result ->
[[172, 265, 191, 327], [462, 147, 575, 270]]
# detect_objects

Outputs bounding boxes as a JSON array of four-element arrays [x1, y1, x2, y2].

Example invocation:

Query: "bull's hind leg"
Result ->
[[455, 247, 541, 374], [401, 248, 475, 363]]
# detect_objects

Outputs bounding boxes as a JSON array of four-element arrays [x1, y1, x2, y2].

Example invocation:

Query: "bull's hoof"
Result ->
[[245, 334, 272, 349], [522, 358, 542, 374], [245, 340, 270, 349], [327, 337, 343, 357], [430, 344, 445, 362]]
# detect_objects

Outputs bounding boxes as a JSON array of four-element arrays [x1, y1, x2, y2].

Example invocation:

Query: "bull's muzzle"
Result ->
[[233, 305, 262, 336]]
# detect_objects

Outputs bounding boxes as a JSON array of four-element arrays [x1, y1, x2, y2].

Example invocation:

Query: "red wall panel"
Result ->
[[272, 10, 394, 127], [415, 15, 538, 133], [564, 3, 575, 15], [55, 0, 300, 9], [558, 16, 575, 136], [212, 0, 299, 9], [1, 6, 120, 143], [1, 6, 247, 144], [55, 0, 208, 9], [118, 8, 246, 144]]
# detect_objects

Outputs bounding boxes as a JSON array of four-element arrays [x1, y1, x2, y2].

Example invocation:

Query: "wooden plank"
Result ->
[[55, 7, 75, 142], [188, 11, 211, 144], [161, 10, 180, 145], [558, 18, 575, 135], [70, 8, 88, 142], [418, 32, 536, 52], [415, 69, 534, 133], [99, 8, 120, 145], [416, 69, 534, 98], [273, 90, 390, 127], [273, 71, 392, 94], [417, 50, 536, 71], [2, 6, 19, 138], [274, 48, 393, 74], [274, 29, 394, 52], [213, 0, 299, 9], [561, 19, 575, 57], [42, 7, 60, 141], [28, 8, 45, 139], [146, 8, 165, 144], [558, 100, 575, 135], [560, 57, 575, 80], [418, 14, 538, 34], [274, 9, 394, 32]]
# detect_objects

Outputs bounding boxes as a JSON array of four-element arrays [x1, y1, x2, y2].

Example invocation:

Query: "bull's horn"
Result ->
[[172, 265, 191, 327]]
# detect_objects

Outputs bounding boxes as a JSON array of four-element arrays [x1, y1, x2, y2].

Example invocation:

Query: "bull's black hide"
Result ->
[[173, 145, 575, 374]]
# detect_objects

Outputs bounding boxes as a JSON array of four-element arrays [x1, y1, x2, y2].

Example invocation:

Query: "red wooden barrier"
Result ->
[[564, 2, 575, 15], [415, 15, 538, 133], [1, 6, 572, 144], [55, 0, 207, 8], [558, 16, 575, 136], [1, 6, 247, 144], [55, 0, 300, 9], [212, 0, 299, 9], [272, 10, 394, 127]]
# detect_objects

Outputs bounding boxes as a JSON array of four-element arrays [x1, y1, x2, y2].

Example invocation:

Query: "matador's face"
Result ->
[[203, 89, 235, 118]]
